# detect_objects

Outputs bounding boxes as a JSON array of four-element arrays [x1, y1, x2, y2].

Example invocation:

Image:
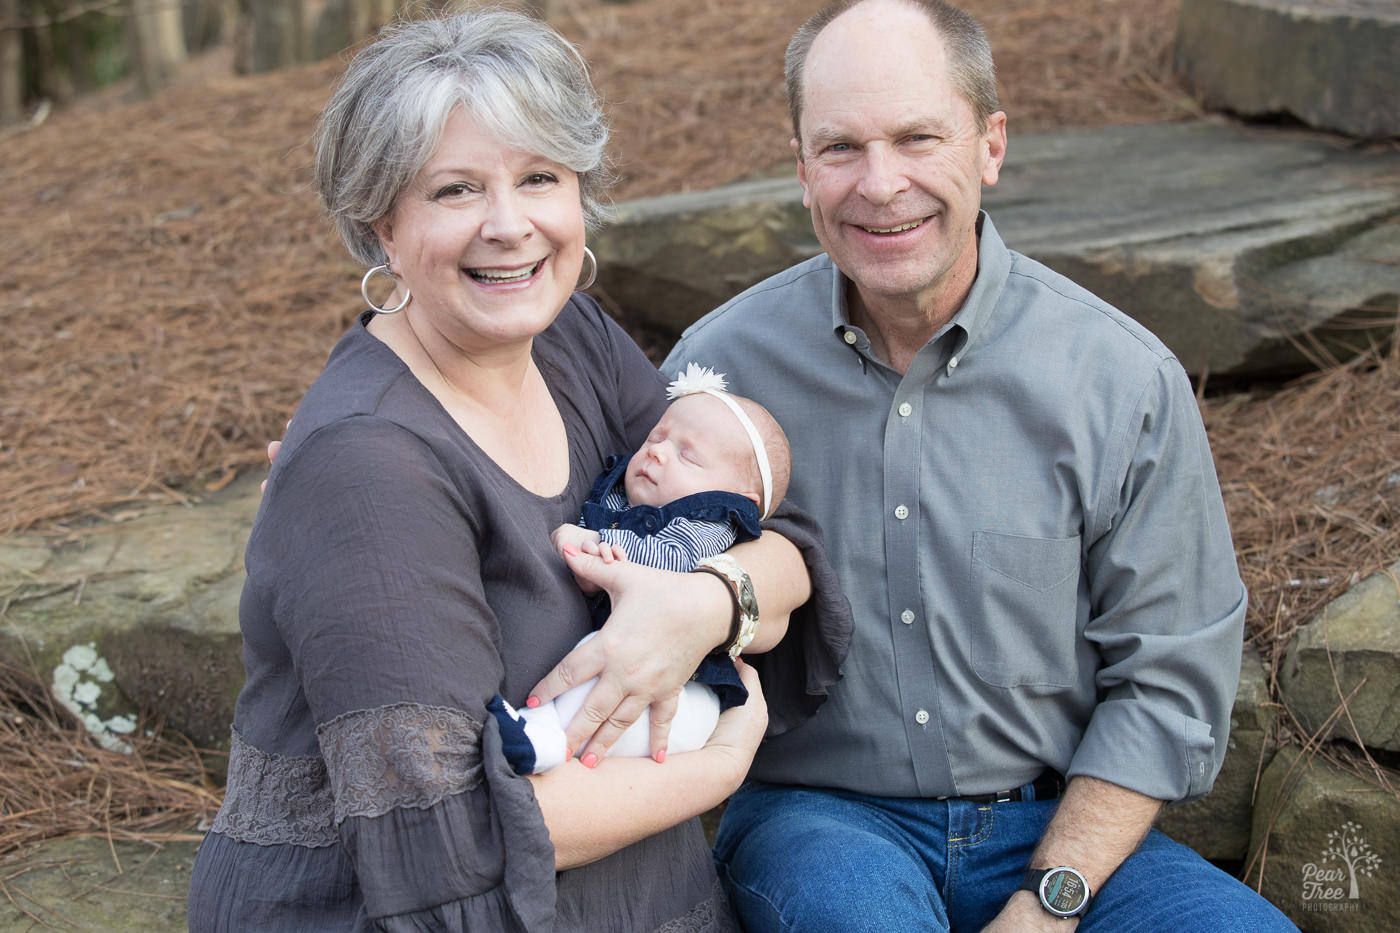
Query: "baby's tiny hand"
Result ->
[[550, 523, 601, 560], [592, 541, 630, 564]]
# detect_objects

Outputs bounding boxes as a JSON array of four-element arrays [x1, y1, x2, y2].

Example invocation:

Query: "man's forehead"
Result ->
[[799, 4, 953, 117]]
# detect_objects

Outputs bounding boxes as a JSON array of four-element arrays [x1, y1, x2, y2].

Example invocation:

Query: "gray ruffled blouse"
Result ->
[[186, 297, 849, 931]]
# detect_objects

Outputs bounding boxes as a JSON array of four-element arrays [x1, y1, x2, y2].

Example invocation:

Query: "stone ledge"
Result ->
[[594, 121, 1400, 381], [0, 836, 199, 931], [1176, 0, 1400, 138]]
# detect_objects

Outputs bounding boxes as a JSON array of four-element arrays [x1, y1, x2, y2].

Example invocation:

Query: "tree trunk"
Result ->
[[0, 0, 22, 125], [128, 0, 188, 96]]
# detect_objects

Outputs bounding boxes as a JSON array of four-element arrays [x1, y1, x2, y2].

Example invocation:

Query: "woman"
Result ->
[[187, 9, 845, 931]]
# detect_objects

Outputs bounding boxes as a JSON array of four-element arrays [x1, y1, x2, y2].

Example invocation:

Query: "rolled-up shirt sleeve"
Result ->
[[1069, 359, 1246, 803], [259, 417, 557, 929]]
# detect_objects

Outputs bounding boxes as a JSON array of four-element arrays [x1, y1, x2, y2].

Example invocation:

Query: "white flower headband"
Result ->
[[666, 362, 775, 519]]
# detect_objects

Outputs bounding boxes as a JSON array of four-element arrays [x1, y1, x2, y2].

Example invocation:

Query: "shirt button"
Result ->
[[897, 402, 913, 417], [894, 505, 909, 520], [843, 330, 858, 345], [901, 609, 915, 625], [915, 709, 930, 725], [947, 356, 960, 371]]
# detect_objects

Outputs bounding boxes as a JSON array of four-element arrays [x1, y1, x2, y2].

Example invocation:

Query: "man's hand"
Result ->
[[981, 891, 1078, 933], [261, 420, 290, 492], [261, 440, 282, 492], [528, 545, 731, 766]]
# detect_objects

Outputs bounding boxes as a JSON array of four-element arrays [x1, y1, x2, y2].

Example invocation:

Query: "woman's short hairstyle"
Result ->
[[784, 0, 999, 147], [315, 8, 613, 268]]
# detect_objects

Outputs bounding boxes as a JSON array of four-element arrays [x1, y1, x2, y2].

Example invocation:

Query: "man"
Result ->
[[663, 1, 1295, 929]]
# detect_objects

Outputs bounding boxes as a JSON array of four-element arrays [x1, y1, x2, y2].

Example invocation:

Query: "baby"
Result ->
[[490, 363, 791, 774]]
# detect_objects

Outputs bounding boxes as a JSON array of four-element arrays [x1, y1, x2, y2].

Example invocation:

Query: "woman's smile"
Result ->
[[465, 257, 546, 285]]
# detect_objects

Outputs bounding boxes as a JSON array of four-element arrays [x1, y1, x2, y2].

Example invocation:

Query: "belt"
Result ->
[[940, 771, 1065, 805]]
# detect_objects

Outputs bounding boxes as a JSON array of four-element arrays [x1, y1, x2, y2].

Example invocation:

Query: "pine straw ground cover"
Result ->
[[1, 0, 1396, 871]]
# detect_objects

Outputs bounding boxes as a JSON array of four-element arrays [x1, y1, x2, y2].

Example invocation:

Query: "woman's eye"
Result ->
[[524, 172, 557, 187], [434, 183, 472, 199]]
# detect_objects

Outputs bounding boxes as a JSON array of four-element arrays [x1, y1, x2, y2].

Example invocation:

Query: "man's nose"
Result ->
[[857, 146, 909, 205]]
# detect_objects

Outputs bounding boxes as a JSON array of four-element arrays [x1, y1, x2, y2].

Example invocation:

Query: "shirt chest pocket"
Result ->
[[970, 531, 1082, 688]]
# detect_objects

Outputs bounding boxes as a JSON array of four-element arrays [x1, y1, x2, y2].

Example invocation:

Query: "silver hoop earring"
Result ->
[[361, 264, 411, 314], [577, 247, 598, 291]]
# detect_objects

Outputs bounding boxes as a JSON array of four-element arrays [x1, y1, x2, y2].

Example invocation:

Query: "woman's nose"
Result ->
[[480, 192, 532, 245]]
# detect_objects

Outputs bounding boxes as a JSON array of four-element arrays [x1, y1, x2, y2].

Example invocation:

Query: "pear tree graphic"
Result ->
[[1321, 821, 1381, 899]]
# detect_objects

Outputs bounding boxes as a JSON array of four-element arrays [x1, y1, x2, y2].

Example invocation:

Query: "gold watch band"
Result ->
[[693, 554, 759, 658]]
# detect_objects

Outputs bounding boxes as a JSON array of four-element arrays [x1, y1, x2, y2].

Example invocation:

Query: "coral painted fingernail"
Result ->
[[563, 544, 579, 556], [525, 696, 540, 709], [581, 753, 598, 769], [654, 749, 666, 764]]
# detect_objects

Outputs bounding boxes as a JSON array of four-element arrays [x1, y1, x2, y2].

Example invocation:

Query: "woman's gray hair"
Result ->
[[785, 0, 999, 148], [314, 8, 613, 268]]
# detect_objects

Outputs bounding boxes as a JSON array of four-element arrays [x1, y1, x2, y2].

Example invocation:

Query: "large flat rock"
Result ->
[[0, 475, 256, 755], [595, 120, 1400, 381], [1176, 0, 1400, 138], [0, 837, 199, 931]]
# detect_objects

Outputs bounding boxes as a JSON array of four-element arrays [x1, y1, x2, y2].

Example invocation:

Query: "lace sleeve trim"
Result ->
[[211, 727, 337, 847], [316, 702, 486, 824]]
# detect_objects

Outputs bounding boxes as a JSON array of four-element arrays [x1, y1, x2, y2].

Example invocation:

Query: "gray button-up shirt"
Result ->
[[664, 214, 1245, 802]]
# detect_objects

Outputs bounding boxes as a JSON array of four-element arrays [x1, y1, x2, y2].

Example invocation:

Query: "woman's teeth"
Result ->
[[468, 260, 540, 283]]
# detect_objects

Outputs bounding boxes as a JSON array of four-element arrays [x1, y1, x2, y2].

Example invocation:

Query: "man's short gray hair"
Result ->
[[785, 0, 999, 148], [314, 9, 613, 268]]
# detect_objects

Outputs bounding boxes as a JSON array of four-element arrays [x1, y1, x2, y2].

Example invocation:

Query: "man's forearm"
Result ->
[[1029, 775, 1162, 890], [985, 775, 1162, 931]]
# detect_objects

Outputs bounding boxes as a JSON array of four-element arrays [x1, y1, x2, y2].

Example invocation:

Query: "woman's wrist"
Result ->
[[688, 565, 740, 654], [692, 554, 759, 658]]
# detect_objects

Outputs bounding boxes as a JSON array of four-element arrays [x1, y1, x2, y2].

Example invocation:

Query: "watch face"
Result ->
[[1040, 867, 1089, 916]]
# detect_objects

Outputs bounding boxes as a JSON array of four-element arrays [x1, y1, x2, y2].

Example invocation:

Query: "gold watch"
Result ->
[[694, 554, 759, 659]]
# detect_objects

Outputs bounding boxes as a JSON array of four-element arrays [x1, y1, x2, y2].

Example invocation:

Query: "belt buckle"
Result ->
[[993, 789, 1014, 804]]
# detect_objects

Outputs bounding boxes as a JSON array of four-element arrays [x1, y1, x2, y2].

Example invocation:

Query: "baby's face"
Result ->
[[624, 395, 755, 508]]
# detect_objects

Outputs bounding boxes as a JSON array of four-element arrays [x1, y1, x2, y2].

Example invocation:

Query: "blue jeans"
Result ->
[[714, 782, 1297, 932]]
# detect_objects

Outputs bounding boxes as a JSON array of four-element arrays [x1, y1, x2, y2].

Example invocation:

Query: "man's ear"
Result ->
[[981, 111, 1008, 188], [792, 137, 812, 209]]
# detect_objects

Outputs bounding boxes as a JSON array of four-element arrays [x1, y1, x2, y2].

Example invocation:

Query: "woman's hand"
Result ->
[[702, 657, 768, 783], [529, 545, 733, 765], [528, 657, 767, 870]]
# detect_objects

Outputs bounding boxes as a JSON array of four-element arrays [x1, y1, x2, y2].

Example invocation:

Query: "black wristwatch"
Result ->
[[1020, 866, 1092, 918]]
